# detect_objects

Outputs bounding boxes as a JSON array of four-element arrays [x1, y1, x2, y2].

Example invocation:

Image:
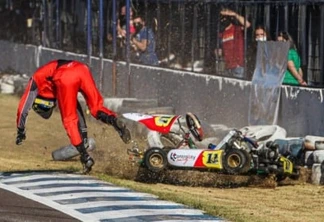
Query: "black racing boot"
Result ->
[[76, 143, 95, 174], [113, 117, 131, 144], [97, 111, 131, 144], [80, 154, 94, 174]]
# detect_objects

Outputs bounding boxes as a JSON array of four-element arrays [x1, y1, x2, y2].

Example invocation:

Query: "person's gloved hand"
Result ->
[[16, 128, 26, 145], [111, 117, 131, 144]]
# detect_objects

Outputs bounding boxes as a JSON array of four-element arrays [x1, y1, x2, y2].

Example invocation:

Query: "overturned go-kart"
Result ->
[[123, 112, 300, 180]]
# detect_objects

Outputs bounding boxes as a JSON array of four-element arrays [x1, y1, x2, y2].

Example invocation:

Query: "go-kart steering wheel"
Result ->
[[185, 112, 204, 141]]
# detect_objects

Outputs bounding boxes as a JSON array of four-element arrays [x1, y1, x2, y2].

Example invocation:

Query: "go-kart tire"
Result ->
[[52, 138, 96, 161], [222, 149, 251, 175], [144, 147, 168, 172]]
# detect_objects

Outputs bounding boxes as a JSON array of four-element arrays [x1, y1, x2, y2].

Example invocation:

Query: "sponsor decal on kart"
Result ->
[[202, 150, 223, 169], [168, 150, 201, 167], [169, 152, 196, 165]]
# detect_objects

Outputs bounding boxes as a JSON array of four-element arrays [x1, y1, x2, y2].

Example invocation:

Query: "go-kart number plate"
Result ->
[[202, 150, 223, 169], [280, 157, 293, 173], [154, 116, 175, 127]]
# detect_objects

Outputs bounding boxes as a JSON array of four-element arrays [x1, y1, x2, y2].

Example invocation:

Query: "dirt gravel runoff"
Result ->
[[1, 94, 324, 222]]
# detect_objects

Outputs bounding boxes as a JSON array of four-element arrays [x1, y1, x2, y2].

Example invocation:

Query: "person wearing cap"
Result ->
[[16, 59, 131, 173]]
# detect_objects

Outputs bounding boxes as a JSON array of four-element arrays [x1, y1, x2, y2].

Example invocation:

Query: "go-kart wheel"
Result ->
[[222, 149, 251, 174], [144, 147, 168, 172]]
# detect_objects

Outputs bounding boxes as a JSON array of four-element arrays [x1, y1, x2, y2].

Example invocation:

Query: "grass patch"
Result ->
[[1, 94, 324, 222]]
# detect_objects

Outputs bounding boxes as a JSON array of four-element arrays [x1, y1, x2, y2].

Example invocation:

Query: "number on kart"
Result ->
[[154, 116, 174, 127]]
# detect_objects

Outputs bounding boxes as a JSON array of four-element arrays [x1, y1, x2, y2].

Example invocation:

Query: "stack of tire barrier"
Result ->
[[304, 136, 324, 185], [0, 74, 29, 95]]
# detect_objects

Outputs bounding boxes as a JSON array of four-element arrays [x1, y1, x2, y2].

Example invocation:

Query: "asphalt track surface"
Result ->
[[0, 187, 79, 222], [0, 171, 223, 222]]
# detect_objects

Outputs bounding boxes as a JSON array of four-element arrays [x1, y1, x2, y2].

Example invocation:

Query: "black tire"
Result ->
[[144, 147, 168, 172], [222, 149, 251, 174]]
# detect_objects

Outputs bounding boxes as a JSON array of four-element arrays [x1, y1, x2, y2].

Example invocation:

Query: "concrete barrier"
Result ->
[[1, 40, 324, 138]]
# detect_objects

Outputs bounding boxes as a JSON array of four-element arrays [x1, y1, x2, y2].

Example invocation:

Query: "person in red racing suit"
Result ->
[[16, 59, 131, 173]]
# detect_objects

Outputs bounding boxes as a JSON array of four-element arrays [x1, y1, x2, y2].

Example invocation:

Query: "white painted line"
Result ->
[[14, 180, 107, 188], [0, 173, 96, 183], [46, 191, 156, 201], [89, 208, 205, 220], [0, 182, 96, 222], [66, 200, 183, 209], [33, 186, 128, 194], [159, 220, 221, 222]]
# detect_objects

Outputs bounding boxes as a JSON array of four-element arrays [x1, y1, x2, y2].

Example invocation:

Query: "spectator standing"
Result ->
[[246, 25, 271, 80], [107, 5, 136, 60], [117, 5, 136, 40], [216, 9, 251, 78], [131, 14, 159, 66], [277, 31, 307, 86], [254, 25, 270, 42]]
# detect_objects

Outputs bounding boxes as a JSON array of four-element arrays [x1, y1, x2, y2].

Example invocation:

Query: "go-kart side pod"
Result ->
[[144, 147, 168, 172], [222, 149, 251, 175]]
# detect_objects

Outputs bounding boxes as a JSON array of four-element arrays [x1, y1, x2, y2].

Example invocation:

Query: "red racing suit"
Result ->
[[16, 60, 116, 146]]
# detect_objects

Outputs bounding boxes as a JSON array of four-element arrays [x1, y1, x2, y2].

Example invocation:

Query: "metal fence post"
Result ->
[[99, 0, 104, 91], [55, 0, 60, 48], [320, 5, 324, 85], [87, 0, 92, 66], [112, 0, 117, 96], [191, 4, 198, 72], [167, 0, 172, 65], [42, 0, 47, 47], [126, 0, 131, 97], [298, 5, 307, 82]]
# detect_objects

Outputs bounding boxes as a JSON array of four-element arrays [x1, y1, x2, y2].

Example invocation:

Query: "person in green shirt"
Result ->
[[277, 31, 307, 86]]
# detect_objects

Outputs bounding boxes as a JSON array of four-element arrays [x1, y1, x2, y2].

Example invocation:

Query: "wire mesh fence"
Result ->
[[1, 0, 324, 86]]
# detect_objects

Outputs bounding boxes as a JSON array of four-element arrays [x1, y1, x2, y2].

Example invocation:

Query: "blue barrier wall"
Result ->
[[1, 40, 323, 137]]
